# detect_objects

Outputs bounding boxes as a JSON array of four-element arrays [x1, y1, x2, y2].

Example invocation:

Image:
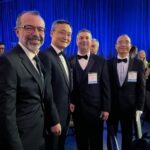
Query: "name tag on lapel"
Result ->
[[128, 71, 137, 82], [88, 73, 98, 84]]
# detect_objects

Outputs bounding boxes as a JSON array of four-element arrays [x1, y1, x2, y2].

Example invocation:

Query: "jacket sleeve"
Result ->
[[0, 56, 24, 150], [100, 59, 111, 112], [136, 60, 146, 111]]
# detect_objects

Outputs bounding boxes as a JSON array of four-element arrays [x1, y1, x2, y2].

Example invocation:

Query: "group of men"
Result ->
[[0, 10, 145, 150]]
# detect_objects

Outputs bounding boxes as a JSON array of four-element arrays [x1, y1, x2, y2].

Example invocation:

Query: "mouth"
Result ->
[[61, 41, 69, 44], [29, 40, 40, 45]]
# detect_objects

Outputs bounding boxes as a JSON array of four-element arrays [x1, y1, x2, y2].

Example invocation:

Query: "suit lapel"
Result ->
[[79, 54, 95, 85], [18, 46, 44, 94], [113, 58, 121, 87], [123, 57, 134, 86], [50, 47, 70, 89]]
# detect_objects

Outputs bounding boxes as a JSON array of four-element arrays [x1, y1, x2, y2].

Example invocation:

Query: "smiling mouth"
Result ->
[[29, 40, 40, 45]]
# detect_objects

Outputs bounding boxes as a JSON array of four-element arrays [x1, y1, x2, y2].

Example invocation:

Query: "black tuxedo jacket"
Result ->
[[108, 57, 145, 115], [40, 46, 72, 128], [70, 54, 111, 121], [0, 44, 49, 150]]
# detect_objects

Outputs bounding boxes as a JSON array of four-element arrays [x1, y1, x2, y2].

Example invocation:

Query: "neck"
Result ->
[[119, 53, 128, 58], [79, 49, 89, 55]]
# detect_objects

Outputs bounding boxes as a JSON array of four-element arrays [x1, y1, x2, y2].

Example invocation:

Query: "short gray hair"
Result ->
[[15, 10, 44, 28]]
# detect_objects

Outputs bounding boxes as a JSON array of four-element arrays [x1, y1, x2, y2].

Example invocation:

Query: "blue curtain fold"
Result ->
[[0, 0, 150, 58]]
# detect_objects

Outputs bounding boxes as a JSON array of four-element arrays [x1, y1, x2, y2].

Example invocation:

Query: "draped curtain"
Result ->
[[0, 0, 150, 58]]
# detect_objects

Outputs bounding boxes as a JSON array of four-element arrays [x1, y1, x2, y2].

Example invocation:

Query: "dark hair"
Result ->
[[130, 45, 138, 53], [51, 19, 72, 31], [77, 29, 92, 38], [0, 42, 4, 45]]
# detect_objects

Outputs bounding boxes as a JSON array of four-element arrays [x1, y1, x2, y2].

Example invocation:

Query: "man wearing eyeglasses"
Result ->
[[107, 34, 145, 150], [0, 11, 59, 150], [40, 20, 72, 150]]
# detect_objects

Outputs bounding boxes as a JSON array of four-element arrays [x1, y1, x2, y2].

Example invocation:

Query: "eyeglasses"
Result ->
[[117, 41, 131, 45], [17, 25, 45, 33]]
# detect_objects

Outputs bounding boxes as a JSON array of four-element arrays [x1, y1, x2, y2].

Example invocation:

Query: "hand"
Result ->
[[70, 103, 75, 113], [50, 123, 61, 136], [136, 110, 143, 117], [136, 110, 143, 122], [100, 111, 109, 121], [145, 68, 150, 79]]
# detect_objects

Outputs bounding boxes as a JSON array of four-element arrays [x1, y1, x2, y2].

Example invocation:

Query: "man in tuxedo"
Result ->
[[69, 29, 111, 150], [40, 20, 72, 150], [107, 34, 145, 150], [0, 11, 59, 150]]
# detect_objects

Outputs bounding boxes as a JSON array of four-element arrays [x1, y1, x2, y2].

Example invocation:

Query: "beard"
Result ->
[[25, 35, 44, 52]]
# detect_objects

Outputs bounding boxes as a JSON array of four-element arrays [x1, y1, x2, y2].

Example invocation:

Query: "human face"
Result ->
[[77, 31, 92, 55], [15, 13, 45, 54], [90, 40, 99, 54], [138, 51, 146, 60], [0, 44, 4, 55], [51, 24, 72, 50], [115, 35, 131, 57]]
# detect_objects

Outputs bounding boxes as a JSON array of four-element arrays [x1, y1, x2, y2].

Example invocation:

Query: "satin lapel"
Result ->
[[123, 57, 134, 86], [19, 48, 43, 94], [80, 54, 95, 84], [51, 48, 70, 89], [113, 58, 120, 87]]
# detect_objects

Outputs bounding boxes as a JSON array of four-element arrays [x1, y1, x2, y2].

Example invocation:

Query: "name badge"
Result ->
[[88, 73, 98, 84], [128, 71, 137, 82]]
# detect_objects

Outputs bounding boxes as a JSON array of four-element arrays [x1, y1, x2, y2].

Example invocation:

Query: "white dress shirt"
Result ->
[[51, 44, 69, 80], [117, 55, 129, 86], [77, 51, 90, 70], [18, 42, 39, 72]]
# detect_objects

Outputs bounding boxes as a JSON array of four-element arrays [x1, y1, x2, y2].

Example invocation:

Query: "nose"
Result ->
[[30, 28, 40, 35]]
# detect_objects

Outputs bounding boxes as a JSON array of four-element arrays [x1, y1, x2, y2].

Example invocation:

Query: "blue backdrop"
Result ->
[[0, 0, 150, 58]]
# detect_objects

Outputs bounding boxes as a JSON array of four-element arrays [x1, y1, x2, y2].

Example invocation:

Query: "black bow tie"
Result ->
[[77, 55, 88, 60], [117, 58, 127, 63]]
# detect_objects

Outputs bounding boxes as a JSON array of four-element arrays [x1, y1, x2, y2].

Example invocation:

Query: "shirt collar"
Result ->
[[51, 44, 63, 55], [117, 54, 129, 60], [77, 50, 90, 59], [18, 42, 39, 60]]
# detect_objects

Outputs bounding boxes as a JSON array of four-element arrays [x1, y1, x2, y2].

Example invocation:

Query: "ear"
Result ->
[[50, 31, 53, 38], [115, 44, 117, 50], [15, 28, 19, 38]]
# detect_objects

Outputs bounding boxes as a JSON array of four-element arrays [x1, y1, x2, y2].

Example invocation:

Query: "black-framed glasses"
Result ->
[[17, 25, 45, 33]]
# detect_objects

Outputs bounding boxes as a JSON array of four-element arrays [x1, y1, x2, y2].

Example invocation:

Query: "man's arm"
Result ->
[[0, 56, 23, 150], [100, 59, 111, 112], [136, 60, 146, 111]]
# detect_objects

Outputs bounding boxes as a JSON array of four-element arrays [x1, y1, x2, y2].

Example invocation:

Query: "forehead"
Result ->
[[0, 44, 4, 46], [77, 32, 92, 38], [54, 24, 72, 32], [20, 13, 45, 27], [117, 35, 131, 43], [91, 41, 98, 45], [139, 51, 145, 55]]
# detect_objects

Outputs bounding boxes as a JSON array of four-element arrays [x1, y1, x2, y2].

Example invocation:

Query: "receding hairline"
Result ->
[[16, 10, 45, 28], [91, 38, 99, 45], [51, 20, 72, 31], [116, 34, 131, 43]]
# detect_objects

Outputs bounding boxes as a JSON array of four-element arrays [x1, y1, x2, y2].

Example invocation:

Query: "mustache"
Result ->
[[27, 35, 42, 41]]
